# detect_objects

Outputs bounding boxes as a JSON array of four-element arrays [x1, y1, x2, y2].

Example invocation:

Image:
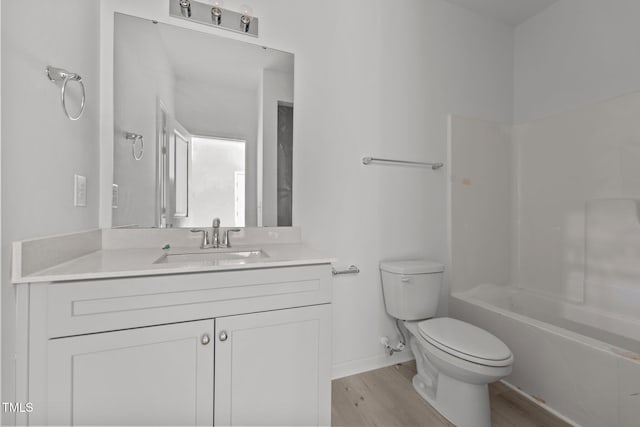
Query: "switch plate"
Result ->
[[112, 184, 119, 208], [74, 174, 87, 207]]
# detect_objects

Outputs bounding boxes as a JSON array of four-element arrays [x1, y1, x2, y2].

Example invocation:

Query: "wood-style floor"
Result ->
[[332, 362, 572, 427]]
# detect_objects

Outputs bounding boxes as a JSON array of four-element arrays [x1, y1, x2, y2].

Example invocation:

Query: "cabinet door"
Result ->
[[47, 319, 215, 426], [215, 305, 331, 426]]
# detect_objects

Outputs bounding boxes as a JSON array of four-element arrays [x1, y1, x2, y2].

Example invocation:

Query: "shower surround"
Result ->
[[448, 91, 640, 427]]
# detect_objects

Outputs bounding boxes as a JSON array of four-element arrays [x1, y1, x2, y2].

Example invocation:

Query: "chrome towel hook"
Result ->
[[46, 66, 86, 121], [125, 132, 145, 161]]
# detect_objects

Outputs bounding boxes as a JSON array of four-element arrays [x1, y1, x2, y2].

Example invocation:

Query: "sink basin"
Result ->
[[154, 249, 268, 266]]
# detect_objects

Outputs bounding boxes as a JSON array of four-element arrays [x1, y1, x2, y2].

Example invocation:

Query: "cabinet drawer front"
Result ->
[[44, 265, 331, 338]]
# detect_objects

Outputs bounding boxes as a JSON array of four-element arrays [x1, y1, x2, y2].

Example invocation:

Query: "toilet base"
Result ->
[[405, 325, 496, 427], [413, 371, 491, 427]]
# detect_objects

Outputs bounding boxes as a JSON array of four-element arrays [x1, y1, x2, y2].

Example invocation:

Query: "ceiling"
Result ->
[[445, 0, 560, 26]]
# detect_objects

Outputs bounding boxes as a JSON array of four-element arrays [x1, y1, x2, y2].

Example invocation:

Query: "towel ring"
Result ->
[[125, 132, 145, 161], [46, 66, 86, 121]]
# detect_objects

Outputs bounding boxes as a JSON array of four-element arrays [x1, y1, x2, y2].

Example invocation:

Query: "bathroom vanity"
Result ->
[[12, 228, 333, 426]]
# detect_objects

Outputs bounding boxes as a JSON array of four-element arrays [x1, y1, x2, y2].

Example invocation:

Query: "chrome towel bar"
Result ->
[[332, 265, 360, 276], [362, 156, 444, 170]]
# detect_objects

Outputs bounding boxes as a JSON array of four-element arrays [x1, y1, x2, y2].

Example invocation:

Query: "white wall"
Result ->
[[261, 69, 293, 227], [514, 0, 640, 123], [174, 78, 259, 226], [113, 14, 175, 227], [1, 0, 100, 416]]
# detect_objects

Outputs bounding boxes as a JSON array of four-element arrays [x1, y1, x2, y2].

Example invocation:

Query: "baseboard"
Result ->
[[332, 351, 415, 380]]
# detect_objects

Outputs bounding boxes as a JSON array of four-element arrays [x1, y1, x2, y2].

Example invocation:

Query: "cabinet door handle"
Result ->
[[219, 331, 228, 341], [201, 334, 210, 345]]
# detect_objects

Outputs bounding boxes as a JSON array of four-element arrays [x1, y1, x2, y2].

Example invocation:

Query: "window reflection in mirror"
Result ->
[[178, 136, 246, 228]]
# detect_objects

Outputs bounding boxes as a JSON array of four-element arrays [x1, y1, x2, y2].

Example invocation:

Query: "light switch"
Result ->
[[112, 184, 119, 209], [74, 174, 87, 207]]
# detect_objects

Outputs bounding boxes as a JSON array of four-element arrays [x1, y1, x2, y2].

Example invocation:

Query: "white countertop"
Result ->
[[12, 228, 336, 284], [14, 244, 334, 283]]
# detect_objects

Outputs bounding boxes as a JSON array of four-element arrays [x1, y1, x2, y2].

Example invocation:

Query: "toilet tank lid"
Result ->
[[380, 260, 444, 274]]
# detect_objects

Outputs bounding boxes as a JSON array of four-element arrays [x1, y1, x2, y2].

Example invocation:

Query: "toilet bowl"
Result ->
[[380, 260, 513, 427], [405, 319, 512, 427]]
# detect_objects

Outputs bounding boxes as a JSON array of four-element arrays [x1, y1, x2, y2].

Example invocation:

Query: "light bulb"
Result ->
[[240, 4, 253, 16]]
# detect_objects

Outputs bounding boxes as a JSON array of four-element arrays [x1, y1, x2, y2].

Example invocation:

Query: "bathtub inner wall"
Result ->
[[514, 92, 640, 307], [458, 284, 640, 354]]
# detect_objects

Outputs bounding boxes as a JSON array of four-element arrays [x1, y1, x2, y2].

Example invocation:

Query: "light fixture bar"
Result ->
[[169, 0, 259, 37]]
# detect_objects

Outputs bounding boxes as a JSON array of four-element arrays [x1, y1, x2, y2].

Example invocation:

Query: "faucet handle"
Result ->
[[212, 217, 221, 228], [191, 229, 210, 249], [222, 228, 242, 248]]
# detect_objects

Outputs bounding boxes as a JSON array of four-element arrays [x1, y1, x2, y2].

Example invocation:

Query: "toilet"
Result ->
[[380, 260, 513, 427]]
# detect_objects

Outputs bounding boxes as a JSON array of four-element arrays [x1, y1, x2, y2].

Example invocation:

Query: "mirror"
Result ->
[[113, 13, 294, 228]]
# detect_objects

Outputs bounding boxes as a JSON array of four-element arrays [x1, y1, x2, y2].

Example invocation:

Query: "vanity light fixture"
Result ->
[[240, 14, 251, 32], [211, 7, 222, 25], [170, 0, 259, 37], [179, 0, 191, 18], [239, 5, 253, 33], [211, 0, 223, 25]]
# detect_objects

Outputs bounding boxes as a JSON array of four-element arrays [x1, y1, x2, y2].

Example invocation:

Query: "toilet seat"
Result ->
[[418, 318, 513, 367]]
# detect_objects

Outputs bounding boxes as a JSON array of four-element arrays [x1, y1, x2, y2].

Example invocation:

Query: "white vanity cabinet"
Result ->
[[15, 264, 332, 426]]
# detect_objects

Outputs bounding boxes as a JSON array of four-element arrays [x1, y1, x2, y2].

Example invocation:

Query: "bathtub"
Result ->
[[450, 284, 640, 427]]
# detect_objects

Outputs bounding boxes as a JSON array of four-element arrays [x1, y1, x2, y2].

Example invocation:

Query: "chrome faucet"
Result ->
[[192, 218, 241, 249], [211, 217, 221, 248]]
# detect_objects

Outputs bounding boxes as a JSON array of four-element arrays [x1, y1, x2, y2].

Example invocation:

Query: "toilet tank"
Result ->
[[380, 260, 444, 321]]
